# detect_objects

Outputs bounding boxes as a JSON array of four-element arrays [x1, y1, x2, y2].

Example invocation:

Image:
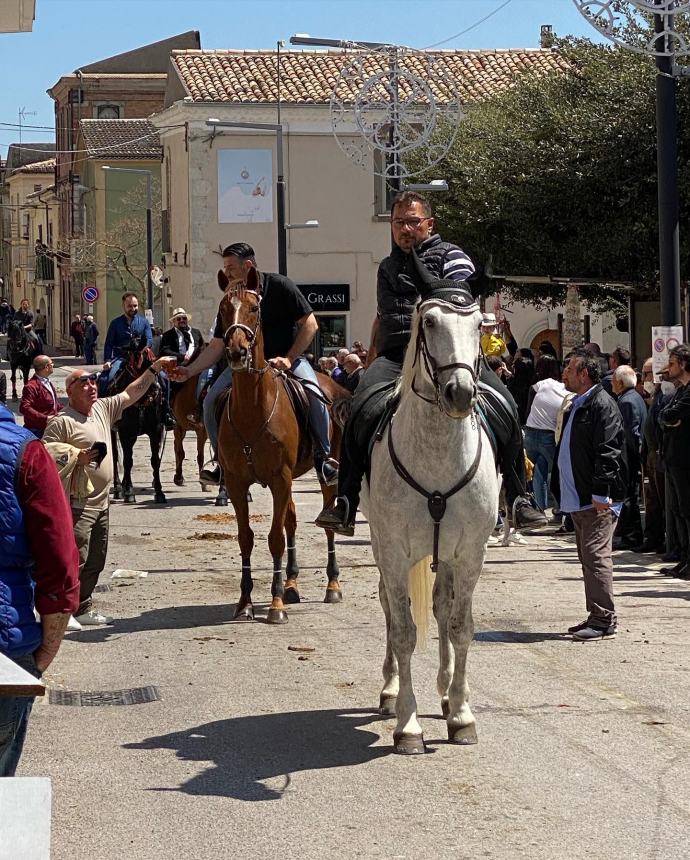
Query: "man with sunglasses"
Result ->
[[317, 190, 545, 535], [43, 356, 175, 625], [19, 355, 61, 438]]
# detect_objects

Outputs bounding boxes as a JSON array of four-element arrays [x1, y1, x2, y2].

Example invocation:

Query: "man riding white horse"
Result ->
[[99, 292, 175, 430], [172, 242, 338, 487], [316, 190, 547, 535]]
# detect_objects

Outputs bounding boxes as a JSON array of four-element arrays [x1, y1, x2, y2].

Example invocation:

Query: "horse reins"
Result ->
[[388, 295, 484, 572]]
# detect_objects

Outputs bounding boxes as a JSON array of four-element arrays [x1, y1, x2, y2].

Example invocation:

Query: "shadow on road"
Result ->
[[123, 708, 388, 800], [619, 588, 689, 601], [70, 603, 239, 642], [474, 630, 567, 644]]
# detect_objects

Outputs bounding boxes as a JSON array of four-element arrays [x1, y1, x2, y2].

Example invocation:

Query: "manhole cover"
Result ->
[[49, 686, 161, 706]]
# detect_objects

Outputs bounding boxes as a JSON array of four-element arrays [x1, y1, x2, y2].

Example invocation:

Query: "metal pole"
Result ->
[[145, 174, 154, 317], [388, 46, 401, 193], [276, 126, 288, 276], [655, 9, 682, 327]]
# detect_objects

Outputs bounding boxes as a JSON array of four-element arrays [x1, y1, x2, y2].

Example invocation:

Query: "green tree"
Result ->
[[418, 38, 690, 311]]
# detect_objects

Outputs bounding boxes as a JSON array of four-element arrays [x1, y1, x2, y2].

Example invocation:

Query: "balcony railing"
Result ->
[[35, 253, 54, 281]]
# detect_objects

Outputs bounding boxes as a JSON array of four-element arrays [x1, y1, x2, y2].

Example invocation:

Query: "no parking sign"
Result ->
[[82, 285, 99, 304], [652, 325, 684, 380]]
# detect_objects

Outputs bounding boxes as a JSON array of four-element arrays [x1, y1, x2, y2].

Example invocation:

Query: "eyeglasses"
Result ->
[[391, 217, 430, 229], [67, 372, 99, 389], [175, 317, 188, 323]]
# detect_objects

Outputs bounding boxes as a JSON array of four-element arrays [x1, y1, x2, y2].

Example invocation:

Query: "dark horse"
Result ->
[[108, 335, 167, 504], [5, 319, 39, 400], [215, 269, 351, 624]]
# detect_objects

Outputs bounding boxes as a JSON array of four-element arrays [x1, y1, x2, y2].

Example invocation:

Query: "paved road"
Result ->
[[3, 360, 690, 860]]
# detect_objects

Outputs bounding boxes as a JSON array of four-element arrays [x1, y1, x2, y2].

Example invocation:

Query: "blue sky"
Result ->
[[0, 0, 602, 156]]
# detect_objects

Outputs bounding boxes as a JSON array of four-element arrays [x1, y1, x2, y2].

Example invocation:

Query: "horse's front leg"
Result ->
[[433, 562, 455, 719], [122, 436, 136, 503], [227, 480, 255, 621], [320, 485, 342, 604], [446, 553, 484, 745], [111, 430, 123, 500], [150, 431, 166, 503], [378, 574, 399, 715], [196, 427, 211, 491], [10, 365, 17, 400], [283, 495, 300, 604], [267, 475, 290, 625], [173, 426, 185, 486]]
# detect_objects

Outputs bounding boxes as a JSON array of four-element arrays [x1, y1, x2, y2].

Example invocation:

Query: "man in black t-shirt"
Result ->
[[172, 243, 337, 486]]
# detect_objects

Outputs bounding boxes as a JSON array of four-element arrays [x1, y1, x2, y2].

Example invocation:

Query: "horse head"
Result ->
[[403, 250, 482, 419], [122, 332, 151, 373], [218, 266, 263, 372], [6, 319, 25, 343]]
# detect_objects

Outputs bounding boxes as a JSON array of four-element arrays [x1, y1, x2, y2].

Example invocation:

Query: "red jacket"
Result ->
[[19, 376, 61, 432]]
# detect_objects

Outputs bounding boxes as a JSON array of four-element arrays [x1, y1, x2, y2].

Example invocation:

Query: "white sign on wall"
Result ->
[[652, 325, 684, 380], [218, 149, 273, 224]]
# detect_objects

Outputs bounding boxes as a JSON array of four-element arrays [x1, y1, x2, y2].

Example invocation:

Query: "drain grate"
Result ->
[[49, 686, 161, 707]]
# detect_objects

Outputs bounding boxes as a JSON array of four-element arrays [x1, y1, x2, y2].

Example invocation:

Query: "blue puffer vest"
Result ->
[[0, 404, 41, 658]]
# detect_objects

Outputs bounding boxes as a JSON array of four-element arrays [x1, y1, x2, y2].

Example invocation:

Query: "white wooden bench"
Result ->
[[0, 778, 51, 859], [0, 652, 45, 697]]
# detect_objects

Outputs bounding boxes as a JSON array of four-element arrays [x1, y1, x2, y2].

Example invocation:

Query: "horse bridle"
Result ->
[[411, 297, 482, 410], [221, 291, 272, 376]]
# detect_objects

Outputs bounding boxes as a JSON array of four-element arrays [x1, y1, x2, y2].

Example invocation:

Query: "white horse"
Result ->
[[361, 277, 498, 755]]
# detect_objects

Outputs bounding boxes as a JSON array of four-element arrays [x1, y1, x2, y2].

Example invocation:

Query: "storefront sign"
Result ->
[[298, 284, 350, 312]]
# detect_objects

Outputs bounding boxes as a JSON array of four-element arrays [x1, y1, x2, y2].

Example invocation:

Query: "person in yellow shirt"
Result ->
[[480, 313, 508, 357]]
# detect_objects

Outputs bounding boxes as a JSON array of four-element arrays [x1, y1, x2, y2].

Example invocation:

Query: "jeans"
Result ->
[[203, 358, 331, 459], [0, 653, 41, 776], [524, 427, 556, 511], [84, 342, 97, 364]]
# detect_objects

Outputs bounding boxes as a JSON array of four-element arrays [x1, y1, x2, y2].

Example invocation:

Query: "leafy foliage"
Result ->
[[412, 38, 690, 312]]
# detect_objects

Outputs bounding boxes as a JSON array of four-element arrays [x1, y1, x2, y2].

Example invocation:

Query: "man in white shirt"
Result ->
[[160, 308, 204, 367]]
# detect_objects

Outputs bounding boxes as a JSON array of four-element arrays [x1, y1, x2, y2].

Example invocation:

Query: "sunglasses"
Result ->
[[68, 372, 100, 389]]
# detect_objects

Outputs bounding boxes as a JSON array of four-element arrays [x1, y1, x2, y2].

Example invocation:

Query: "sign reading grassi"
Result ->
[[297, 284, 350, 313]]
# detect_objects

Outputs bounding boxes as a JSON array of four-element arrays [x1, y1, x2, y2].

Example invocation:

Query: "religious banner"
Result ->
[[218, 149, 273, 223]]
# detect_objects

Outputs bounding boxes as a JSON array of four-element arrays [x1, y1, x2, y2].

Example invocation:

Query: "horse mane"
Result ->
[[399, 307, 422, 395]]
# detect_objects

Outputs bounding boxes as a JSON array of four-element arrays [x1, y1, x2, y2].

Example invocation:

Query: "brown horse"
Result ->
[[217, 271, 349, 624], [171, 372, 213, 492]]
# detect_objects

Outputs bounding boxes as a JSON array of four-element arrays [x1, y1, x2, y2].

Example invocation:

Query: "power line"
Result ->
[[424, 0, 515, 50]]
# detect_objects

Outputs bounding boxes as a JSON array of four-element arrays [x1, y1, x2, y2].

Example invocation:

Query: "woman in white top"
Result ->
[[524, 355, 567, 511]]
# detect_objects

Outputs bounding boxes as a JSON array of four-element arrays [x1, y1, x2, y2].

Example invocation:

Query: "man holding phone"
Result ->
[[43, 357, 175, 625]]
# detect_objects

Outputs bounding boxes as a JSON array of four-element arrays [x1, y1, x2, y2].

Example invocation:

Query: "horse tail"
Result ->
[[408, 556, 434, 652]]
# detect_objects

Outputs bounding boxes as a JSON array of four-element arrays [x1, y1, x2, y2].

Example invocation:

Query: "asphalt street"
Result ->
[[2, 358, 690, 860]]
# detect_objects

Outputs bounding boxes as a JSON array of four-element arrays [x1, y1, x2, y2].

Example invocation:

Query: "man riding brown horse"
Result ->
[[172, 242, 339, 488]]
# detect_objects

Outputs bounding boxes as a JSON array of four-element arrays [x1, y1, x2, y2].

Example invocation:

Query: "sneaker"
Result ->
[[486, 534, 500, 546], [200, 464, 221, 485], [567, 620, 591, 635], [513, 498, 548, 530], [66, 615, 82, 632], [75, 609, 114, 626], [315, 496, 355, 536], [316, 458, 339, 487], [572, 623, 617, 641]]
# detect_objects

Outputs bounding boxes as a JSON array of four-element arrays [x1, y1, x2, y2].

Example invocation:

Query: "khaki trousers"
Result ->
[[71, 506, 110, 615], [571, 507, 617, 628]]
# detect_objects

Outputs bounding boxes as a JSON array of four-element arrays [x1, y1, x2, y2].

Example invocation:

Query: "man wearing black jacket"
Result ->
[[160, 308, 204, 367], [553, 350, 627, 640], [659, 344, 690, 580]]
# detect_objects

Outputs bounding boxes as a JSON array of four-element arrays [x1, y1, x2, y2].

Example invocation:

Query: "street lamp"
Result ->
[[206, 118, 319, 276], [573, 0, 688, 328], [101, 165, 154, 319]]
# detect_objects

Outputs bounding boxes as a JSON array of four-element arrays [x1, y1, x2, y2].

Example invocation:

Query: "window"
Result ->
[[33, 184, 42, 192], [38, 224, 43, 243], [96, 104, 121, 119]]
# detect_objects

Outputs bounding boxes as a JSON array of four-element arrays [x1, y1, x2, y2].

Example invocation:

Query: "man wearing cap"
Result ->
[[19, 355, 61, 438], [99, 292, 174, 429], [43, 356, 176, 625], [160, 308, 204, 367]]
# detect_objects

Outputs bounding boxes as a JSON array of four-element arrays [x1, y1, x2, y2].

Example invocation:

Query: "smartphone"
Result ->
[[90, 441, 107, 465]]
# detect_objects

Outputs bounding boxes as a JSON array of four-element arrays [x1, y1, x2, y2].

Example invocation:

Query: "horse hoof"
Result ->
[[447, 723, 478, 745], [267, 608, 288, 625], [155, 493, 167, 504], [441, 699, 450, 718], [323, 584, 343, 604], [379, 694, 397, 716], [284, 586, 301, 604], [233, 604, 255, 622], [174, 475, 185, 486], [215, 495, 228, 507], [393, 733, 425, 755]]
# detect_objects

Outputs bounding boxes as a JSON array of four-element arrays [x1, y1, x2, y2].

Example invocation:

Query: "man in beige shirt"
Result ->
[[43, 357, 175, 625]]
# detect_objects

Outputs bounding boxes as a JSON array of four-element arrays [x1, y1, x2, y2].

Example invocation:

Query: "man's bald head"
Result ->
[[32, 355, 53, 377]]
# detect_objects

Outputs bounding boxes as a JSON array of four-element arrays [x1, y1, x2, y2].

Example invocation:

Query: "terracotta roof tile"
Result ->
[[171, 48, 568, 105], [13, 158, 56, 174], [79, 119, 161, 159]]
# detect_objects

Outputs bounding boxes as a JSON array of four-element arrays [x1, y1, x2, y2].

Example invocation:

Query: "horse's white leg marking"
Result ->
[[378, 575, 399, 712]]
